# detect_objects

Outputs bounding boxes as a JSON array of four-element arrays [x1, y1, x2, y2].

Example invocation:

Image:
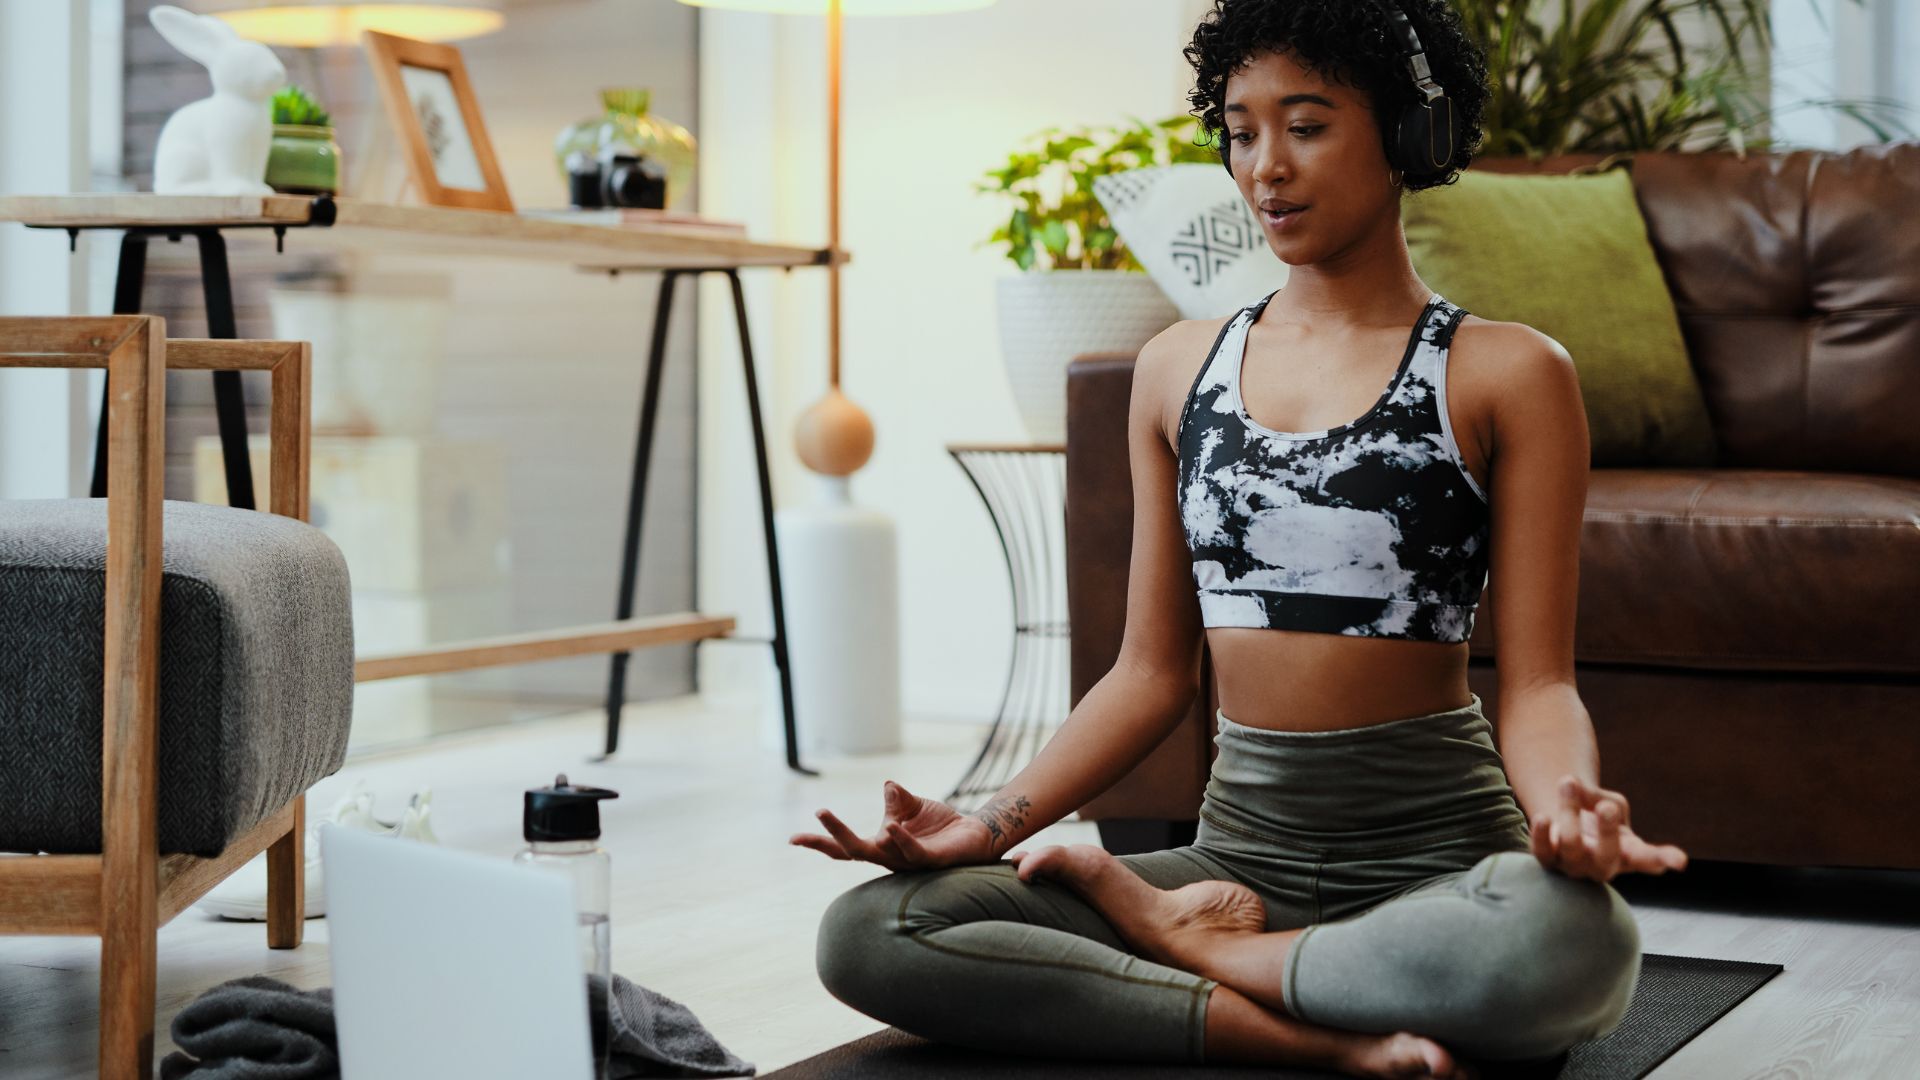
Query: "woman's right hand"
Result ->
[[789, 780, 1000, 871]]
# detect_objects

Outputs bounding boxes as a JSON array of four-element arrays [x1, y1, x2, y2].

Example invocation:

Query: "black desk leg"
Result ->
[[90, 233, 149, 498], [725, 269, 813, 777], [600, 269, 813, 777], [603, 270, 681, 759], [87, 228, 256, 509], [197, 231, 257, 510]]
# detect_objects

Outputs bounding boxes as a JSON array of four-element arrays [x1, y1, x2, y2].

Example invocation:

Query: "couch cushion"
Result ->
[[1471, 144, 1920, 480], [1468, 469, 1920, 674], [1092, 164, 1291, 320], [0, 499, 354, 856], [1401, 165, 1719, 469]]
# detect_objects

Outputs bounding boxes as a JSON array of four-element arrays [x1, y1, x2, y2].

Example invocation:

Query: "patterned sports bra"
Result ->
[[1176, 288, 1490, 643]]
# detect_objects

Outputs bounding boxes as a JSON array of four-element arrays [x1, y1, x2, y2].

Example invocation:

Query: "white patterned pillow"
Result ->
[[1094, 164, 1291, 321]]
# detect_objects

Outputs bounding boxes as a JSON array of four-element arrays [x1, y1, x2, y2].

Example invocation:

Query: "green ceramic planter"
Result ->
[[266, 124, 341, 195]]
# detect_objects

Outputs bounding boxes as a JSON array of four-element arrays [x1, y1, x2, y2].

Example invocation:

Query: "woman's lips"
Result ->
[[1262, 206, 1308, 230]]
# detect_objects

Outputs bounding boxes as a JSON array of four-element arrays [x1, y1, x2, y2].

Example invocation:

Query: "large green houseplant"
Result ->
[[1462, 0, 1910, 157], [975, 116, 1218, 441]]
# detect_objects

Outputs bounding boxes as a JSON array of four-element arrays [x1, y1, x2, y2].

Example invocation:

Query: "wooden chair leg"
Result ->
[[266, 794, 306, 948], [98, 314, 165, 1080], [98, 872, 158, 1080]]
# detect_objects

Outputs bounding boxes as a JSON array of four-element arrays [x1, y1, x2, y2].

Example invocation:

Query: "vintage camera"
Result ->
[[566, 149, 667, 210]]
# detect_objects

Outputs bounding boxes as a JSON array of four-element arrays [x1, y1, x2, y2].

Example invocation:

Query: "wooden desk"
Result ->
[[0, 193, 844, 774]]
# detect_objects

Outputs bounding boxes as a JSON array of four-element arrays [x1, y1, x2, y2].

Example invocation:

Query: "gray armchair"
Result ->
[[0, 317, 354, 1080]]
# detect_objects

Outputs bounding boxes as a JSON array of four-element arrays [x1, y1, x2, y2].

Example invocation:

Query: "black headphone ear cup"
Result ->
[[1395, 97, 1456, 181]]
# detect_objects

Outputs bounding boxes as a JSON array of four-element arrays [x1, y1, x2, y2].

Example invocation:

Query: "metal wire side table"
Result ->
[[944, 443, 1069, 813]]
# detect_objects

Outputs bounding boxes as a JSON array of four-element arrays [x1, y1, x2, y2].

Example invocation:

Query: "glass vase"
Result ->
[[554, 88, 697, 212]]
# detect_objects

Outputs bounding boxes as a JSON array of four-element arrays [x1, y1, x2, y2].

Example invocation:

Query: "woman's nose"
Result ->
[[1251, 140, 1291, 184]]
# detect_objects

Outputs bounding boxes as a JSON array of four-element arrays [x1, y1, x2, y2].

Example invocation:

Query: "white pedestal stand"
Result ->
[[764, 474, 902, 755]]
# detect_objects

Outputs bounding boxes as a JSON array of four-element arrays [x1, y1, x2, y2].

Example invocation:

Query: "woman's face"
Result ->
[[1222, 48, 1398, 263]]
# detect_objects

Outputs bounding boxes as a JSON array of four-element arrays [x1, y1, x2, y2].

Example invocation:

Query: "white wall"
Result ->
[[0, 0, 97, 499], [695, 0, 1215, 728], [1771, 0, 1918, 148]]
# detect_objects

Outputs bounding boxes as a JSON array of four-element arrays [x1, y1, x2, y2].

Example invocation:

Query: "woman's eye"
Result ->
[[1233, 132, 1253, 144], [1290, 126, 1323, 138]]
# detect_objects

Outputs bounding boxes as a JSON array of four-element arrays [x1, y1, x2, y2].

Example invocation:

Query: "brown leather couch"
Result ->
[[1065, 142, 1920, 869]]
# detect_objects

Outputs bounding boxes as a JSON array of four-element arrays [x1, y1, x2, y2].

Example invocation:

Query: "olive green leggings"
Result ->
[[813, 693, 1642, 1064]]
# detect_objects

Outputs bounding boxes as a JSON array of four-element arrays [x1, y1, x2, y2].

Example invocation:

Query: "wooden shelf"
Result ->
[[354, 612, 737, 683], [0, 193, 845, 271]]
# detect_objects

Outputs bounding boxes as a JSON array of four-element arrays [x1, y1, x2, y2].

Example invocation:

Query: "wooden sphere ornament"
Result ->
[[794, 386, 875, 476]]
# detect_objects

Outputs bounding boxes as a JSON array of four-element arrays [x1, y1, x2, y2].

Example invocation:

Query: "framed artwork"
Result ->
[[362, 30, 514, 211]]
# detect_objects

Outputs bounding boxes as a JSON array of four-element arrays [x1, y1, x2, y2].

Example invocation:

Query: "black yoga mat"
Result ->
[[765, 953, 1780, 1080]]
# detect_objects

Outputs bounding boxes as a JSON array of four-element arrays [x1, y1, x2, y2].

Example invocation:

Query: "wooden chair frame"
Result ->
[[0, 315, 314, 1080]]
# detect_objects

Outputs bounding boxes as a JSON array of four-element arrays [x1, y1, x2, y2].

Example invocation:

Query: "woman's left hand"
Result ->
[[1530, 775, 1689, 883]]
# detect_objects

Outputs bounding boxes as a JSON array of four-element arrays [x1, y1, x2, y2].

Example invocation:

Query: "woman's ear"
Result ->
[[149, 4, 238, 67]]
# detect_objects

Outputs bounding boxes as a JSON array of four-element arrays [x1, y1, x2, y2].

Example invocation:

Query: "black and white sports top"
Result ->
[[1177, 288, 1490, 643]]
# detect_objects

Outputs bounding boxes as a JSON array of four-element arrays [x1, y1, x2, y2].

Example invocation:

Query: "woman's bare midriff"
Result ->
[[1206, 626, 1475, 732]]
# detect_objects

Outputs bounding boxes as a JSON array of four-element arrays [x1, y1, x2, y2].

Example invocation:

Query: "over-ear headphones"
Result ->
[[1217, 0, 1462, 185]]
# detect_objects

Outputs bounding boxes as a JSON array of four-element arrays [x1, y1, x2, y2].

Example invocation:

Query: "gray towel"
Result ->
[[606, 975, 757, 1078], [157, 973, 755, 1079], [157, 976, 335, 1080]]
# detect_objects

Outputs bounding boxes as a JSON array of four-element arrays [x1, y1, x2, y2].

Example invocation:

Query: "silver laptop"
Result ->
[[321, 823, 595, 1079]]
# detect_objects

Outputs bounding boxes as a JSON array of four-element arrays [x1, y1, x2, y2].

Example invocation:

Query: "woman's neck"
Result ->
[[1267, 212, 1429, 328]]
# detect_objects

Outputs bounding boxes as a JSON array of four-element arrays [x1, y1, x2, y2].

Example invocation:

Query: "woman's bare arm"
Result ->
[[1473, 323, 1687, 882], [969, 323, 1214, 856]]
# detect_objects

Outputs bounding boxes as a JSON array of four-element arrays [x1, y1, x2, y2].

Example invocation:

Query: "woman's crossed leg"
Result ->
[[814, 844, 1484, 1078], [1013, 842, 1642, 1065]]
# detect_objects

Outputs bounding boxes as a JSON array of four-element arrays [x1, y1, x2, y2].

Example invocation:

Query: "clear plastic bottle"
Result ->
[[514, 773, 620, 1079]]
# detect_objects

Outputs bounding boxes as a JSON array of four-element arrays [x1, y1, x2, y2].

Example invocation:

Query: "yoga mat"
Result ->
[[766, 953, 1780, 1079]]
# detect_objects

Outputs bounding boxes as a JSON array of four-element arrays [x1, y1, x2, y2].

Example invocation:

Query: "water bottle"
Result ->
[[514, 773, 619, 1078]]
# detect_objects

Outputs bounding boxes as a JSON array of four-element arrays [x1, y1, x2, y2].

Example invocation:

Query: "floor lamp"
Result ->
[[677, 0, 997, 754]]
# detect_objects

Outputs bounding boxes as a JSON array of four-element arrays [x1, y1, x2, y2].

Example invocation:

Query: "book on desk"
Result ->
[[517, 206, 748, 235]]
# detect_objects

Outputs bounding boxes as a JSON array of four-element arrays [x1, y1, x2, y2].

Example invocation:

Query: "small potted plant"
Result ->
[[266, 84, 340, 195], [975, 116, 1214, 443]]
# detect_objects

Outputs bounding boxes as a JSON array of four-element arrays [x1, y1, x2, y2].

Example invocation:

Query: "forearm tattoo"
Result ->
[[972, 794, 1033, 852]]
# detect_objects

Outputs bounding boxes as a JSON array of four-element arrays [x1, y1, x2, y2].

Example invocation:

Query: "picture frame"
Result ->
[[361, 29, 514, 212]]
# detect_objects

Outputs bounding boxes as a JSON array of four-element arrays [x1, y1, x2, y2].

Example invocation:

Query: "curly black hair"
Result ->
[[1184, 0, 1490, 193]]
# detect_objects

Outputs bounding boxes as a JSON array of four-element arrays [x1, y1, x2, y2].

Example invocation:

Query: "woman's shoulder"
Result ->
[[1443, 312, 1578, 453], [1143, 306, 1243, 352], [1140, 303, 1256, 388], [1448, 311, 1572, 372], [1137, 312, 1242, 443]]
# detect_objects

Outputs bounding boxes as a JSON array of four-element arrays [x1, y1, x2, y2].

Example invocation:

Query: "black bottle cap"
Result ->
[[524, 773, 620, 842]]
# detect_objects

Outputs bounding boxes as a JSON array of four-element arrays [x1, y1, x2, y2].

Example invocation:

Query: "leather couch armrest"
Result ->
[[1065, 356, 1214, 823]]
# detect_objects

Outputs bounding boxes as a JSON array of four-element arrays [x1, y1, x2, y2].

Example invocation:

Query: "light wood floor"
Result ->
[[2, 695, 1915, 1078]]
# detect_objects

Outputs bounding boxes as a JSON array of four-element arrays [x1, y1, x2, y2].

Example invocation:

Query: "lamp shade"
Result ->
[[187, 0, 505, 45], [678, 0, 994, 14]]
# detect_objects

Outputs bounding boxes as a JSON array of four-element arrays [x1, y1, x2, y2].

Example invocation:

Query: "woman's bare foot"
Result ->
[[1207, 980, 1476, 1078], [1011, 843, 1267, 971], [1343, 1031, 1475, 1078], [1015, 846, 1477, 1078]]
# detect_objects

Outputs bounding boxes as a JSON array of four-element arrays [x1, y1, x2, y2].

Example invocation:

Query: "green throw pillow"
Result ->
[[1401, 166, 1717, 467]]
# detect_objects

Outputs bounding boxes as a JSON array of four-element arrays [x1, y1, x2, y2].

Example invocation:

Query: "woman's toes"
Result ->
[[1341, 1031, 1465, 1079], [1011, 844, 1066, 881], [1015, 843, 1121, 886], [1060, 843, 1123, 879]]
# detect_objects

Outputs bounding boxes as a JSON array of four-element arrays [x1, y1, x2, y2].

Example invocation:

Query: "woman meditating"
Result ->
[[791, 2, 1689, 1076]]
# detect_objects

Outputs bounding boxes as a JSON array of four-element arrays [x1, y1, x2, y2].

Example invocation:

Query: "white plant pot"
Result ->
[[994, 270, 1181, 443], [268, 273, 453, 437]]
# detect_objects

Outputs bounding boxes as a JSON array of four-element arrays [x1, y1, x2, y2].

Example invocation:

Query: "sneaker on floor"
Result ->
[[195, 783, 437, 921]]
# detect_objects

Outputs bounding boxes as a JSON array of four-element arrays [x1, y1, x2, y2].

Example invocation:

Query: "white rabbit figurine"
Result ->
[[148, 5, 287, 196]]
